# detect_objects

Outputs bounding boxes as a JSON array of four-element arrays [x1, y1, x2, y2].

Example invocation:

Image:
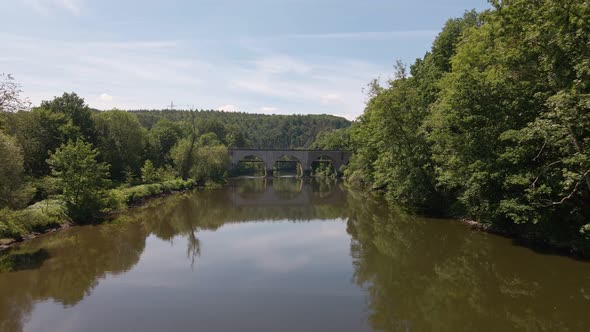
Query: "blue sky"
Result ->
[[1, 0, 490, 119]]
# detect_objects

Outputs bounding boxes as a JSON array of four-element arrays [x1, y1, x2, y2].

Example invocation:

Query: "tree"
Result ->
[[170, 138, 197, 181], [344, 11, 481, 213], [94, 110, 146, 180], [47, 140, 110, 222], [310, 128, 352, 151], [147, 119, 183, 167], [427, 0, 590, 228], [0, 74, 29, 113], [13, 107, 74, 176], [140, 160, 158, 184], [170, 131, 228, 184], [41, 93, 96, 143], [0, 131, 25, 208], [192, 134, 228, 183], [178, 111, 198, 181]]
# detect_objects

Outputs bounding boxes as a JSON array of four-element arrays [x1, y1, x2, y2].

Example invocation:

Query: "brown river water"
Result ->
[[0, 178, 589, 332]]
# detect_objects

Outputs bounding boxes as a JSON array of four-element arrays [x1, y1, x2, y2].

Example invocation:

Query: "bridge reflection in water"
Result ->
[[229, 178, 345, 208]]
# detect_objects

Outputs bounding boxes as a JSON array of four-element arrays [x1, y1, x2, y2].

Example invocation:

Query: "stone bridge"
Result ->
[[228, 149, 352, 176]]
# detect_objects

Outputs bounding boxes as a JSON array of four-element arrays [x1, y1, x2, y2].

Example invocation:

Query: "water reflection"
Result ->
[[0, 178, 589, 332], [0, 219, 148, 332], [0, 178, 353, 332], [345, 193, 590, 331]]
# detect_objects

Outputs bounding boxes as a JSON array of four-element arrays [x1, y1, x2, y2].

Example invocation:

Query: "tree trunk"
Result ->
[[569, 126, 590, 193]]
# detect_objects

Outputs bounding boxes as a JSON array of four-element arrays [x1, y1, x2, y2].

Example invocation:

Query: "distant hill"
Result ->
[[128, 109, 351, 149]]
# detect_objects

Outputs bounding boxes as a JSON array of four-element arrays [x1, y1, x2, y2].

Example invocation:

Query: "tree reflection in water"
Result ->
[[345, 192, 590, 331], [0, 178, 347, 331], [1, 178, 589, 332]]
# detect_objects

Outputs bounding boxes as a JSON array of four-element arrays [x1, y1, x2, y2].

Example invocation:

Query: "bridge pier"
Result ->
[[302, 167, 312, 178], [265, 167, 273, 177]]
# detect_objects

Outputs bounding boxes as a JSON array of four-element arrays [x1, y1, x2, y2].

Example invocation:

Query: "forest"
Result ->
[[315, 0, 590, 254], [0, 87, 350, 242]]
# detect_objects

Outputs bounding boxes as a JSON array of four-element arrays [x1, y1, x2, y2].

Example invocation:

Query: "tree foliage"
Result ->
[[0, 131, 25, 208], [93, 110, 146, 180], [131, 109, 350, 149], [40, 93, 97, 144], [348, 2, 590, 251], [47, 140, 110, 222], [0, 74, 29, 113]]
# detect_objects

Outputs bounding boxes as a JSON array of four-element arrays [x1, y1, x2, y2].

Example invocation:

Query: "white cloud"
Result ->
[[230, 54, 385, 119], [252, 56, 311, 75], [99, 93, 113, 101], [57, 0, 81, 16], [287, 30, 438, 40], [259, 106, 278, 114], [22, 0, 82, 16], [217, 104, 239, 112], [320, 93, 342, 105], [6, 32, 387, 119]]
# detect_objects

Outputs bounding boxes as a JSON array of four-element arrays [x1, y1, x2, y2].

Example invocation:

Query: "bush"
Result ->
[[31, 176, 62, 201], [0, 200, 70, 240], [103, 189, 127, 212], [120, 179, 195, 205]]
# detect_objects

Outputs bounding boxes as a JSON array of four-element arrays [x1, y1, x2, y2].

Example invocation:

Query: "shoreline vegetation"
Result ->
[[3, 176, 586, 259], [315, 2, 590, 257], [0, 175, 331, 251], [0, 89, 348, 251], [0, 179, 198, 250]]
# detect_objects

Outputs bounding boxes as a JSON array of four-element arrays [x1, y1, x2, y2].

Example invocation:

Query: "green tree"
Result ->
[[94, 110, 146, 180], [170, 137, 197, 181], [140, 160, 158, 184], [344, 11, 480, 213], [47, 140, 110, 221], [0, 131, 25, 208], [310, 128, 352, 150], [147, 119, 183, 167], [428, 0, 590, 228], [193, 146, 228, 183], [170, 132, 228, 184], [41, 93, 96, 143], [12, 108, 74, 175]]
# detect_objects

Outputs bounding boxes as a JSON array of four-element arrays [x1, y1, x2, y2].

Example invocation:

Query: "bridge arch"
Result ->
[[272, 154, 304, 177], [309, 155, 338, 176], [233, 154, 268, 177], [229, 149, 351, 177]]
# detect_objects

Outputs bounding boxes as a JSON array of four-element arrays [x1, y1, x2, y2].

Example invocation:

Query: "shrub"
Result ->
[[141, 160, 158, 184], [119, 179, 195, 205], [0, 200, 69, 240]]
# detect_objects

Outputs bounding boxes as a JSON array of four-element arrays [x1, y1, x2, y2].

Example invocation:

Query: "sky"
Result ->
[[0, 0, 490, 120]]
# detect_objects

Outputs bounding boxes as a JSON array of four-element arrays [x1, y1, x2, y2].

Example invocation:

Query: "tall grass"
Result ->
[[0, 200, 70, 240]]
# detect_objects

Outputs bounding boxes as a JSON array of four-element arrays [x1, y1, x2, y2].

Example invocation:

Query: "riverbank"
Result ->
[[0, 179, 198, 251], [461, 218, 590, 259], [361, 184, 590, 259]]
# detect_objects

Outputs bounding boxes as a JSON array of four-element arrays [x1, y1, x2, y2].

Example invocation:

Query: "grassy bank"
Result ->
[[0, 179, 196, 247], [0, 200, 70, 243]]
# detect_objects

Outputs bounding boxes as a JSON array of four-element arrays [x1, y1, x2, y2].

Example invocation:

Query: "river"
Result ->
[[0, 178, 588, 332]]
